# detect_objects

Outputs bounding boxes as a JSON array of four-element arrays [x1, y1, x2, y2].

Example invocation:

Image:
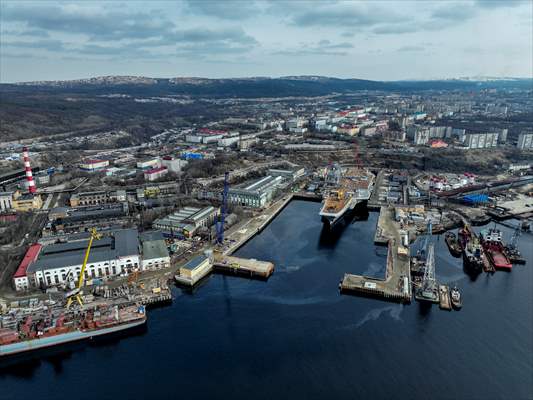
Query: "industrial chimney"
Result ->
[[22, 146, 36, 194]]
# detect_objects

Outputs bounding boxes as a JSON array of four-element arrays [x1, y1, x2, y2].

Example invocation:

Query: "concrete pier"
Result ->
[[213, 255, 274, 279], [340, 206, 412, 303], [224, 194, 294, 255]]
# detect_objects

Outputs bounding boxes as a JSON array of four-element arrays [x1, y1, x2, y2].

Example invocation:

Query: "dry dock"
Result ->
[[340, 206, 412, 303]]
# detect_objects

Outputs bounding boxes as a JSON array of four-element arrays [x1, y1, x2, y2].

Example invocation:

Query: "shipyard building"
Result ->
[[13, 228, 170, 291], [152, 206, 219, 238], [228, 175, 283, 208]]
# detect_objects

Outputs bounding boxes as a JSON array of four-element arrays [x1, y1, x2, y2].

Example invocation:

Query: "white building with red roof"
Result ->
[[13, 244, 42, 291], [79, 159, 110, 172]]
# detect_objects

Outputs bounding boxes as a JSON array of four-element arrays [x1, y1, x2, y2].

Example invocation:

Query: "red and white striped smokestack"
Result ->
[[22, 146, 36, 194]]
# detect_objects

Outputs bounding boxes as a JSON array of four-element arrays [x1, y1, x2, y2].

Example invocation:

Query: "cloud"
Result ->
[[2, 39, 66, 52], [2, 3, 176, 40], [397, 45, 426, 52], [1, 3, 257, 60], [273, 39, 353, 57], [474, 0, 529, 8], [430, 4, 477, 22], [1, 28, 50, 37], [288, 6, 392, 27], [183, 0, 260, 20]]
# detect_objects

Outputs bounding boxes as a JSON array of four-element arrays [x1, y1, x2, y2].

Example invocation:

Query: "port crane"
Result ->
[[65, 228, 102, 309], [420, 220, 432, 257], [420, 243, 437, 298], [216, 172, 229, 245], [509, 224, 521, 250]]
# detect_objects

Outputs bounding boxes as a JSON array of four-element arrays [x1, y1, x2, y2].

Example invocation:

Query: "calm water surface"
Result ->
[[1, 200, 532, 400]]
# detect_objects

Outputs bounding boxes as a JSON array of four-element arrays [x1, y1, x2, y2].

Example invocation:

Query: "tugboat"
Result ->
[[450, 286, 462, 310], [445, 232, 462, 257], [480, 228, 512, 270]]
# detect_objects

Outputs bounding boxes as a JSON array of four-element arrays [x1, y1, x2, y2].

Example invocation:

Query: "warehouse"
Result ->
[[228, 175, 283, 208], [152, 206, 219, 238]]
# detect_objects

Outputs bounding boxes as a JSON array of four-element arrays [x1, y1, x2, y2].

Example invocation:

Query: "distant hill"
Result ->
[[0, 75, 531, 142], [2, 75, 531, 98]]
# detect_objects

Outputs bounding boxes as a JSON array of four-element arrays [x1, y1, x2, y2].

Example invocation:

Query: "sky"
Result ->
[[0, 0, 532, 83]]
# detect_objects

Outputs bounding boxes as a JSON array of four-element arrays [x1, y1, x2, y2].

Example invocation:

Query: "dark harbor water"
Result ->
[[1, 200, 532, 400]]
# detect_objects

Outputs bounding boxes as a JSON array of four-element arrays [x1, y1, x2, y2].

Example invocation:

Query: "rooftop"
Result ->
[[14, 244, 42, 278], [27, 229, 139, 273], [140, 232, 169, 260], [182, 255, 209, 270], [145, 166, 167, 174]]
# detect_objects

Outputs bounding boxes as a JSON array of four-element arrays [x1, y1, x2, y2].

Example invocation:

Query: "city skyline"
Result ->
[[1, 0, 532, 83]]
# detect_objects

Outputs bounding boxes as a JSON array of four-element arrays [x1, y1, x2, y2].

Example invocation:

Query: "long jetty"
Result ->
[[175, 194, 295, 287], [340, 206, 412, 303]]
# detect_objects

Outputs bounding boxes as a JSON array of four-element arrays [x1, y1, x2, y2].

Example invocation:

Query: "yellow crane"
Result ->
[[65, 228, 102, 309]]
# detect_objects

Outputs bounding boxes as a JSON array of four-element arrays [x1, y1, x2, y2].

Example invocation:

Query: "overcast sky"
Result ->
[[1, 0, 531, 82]]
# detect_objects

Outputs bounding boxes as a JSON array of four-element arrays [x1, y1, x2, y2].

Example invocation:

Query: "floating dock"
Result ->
[[340, 206, 412, 304], [439, 285, 452, 310]]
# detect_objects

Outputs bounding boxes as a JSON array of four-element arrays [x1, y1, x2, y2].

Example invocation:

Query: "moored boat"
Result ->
[[445, 232, 462, 257], [0, 304, 146, 357], [319, 164, 373, 228], [480, 228, 512, 270], [458, 223, 483, 271], [450, 286, 462, 309]]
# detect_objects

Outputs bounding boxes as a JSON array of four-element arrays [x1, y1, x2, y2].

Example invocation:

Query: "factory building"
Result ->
[[186, 129, 227, 144], [152, 206, 219, 238], [79, 159, 110, 172], [12, 193, 42, 212], [139, 231, 170, 270], [69, 190, 126, 207], [13, 229, 140, 291], [228, 175, 283, 208], [268, 167, 305, 181]]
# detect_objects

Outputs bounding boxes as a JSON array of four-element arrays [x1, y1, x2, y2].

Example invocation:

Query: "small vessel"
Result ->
[[458, 223, 483, 271], [505, 246, 526, 265], [450, 286, 462, 309], [480, 228, 512, 270], [444, 232, 462, 257], [319, 164, 373, 228], [0, 303, 146, 357], [481, 248, 495, 273], [439, 285, 452, 310], [504, 225, 526, 265]]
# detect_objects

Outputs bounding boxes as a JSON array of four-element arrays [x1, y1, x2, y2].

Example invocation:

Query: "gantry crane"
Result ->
[[65, 228, 102, 309]]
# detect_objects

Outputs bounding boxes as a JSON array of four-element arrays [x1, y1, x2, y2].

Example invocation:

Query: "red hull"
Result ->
[[483, 243, 512, 270]]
